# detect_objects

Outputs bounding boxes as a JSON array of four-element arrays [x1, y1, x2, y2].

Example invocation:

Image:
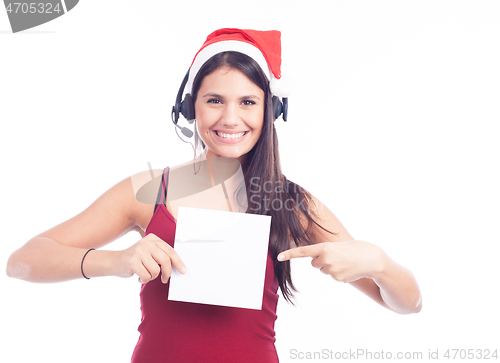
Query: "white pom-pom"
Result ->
[[270, 73, 295, 97]]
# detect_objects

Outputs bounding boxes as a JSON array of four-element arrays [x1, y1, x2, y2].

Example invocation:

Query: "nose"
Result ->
[[220, 103, 240, 127]]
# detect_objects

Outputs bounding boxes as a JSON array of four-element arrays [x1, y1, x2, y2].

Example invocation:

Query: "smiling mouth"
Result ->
[[214, 131, 248, 139]]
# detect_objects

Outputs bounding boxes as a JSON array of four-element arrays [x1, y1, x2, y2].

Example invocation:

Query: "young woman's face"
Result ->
[[195, 66, 265, 162]]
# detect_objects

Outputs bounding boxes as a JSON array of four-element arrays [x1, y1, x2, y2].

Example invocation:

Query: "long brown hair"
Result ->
[[191, 51, 334, 302]]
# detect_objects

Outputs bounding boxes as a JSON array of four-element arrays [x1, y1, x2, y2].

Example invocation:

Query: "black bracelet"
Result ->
[[81, 248, 95, 280]]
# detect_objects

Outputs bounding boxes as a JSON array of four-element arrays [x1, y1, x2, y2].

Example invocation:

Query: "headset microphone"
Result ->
[[173, 122, 194, 138]]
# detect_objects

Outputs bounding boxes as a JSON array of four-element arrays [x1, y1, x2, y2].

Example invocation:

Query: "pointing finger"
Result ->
[[277, 244, 323, 262]]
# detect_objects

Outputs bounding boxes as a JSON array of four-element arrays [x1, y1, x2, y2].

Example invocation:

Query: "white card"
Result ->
[[168, 207, 271, 310]]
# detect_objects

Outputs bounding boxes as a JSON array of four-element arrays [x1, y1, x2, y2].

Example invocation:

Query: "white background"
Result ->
[[1, 1, 499, 362]]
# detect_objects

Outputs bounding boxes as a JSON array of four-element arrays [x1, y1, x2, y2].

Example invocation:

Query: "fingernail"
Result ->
[[277, 254, 284, 261], [179, 266, 187, 274]]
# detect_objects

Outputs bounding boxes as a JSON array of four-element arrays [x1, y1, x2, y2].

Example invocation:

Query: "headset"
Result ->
[[171, 70, 288, 138]]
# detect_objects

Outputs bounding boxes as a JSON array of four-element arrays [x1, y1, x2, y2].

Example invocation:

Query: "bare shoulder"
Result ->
[[129, 168, 165, 228], [130, 168, 164, 204], [302, 192, 354, 243]]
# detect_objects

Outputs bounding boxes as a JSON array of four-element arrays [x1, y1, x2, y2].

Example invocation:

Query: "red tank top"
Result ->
[[131, 167, 280, 362]]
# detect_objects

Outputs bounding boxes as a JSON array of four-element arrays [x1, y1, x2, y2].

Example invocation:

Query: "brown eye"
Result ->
[[207, 98, 222, 104]]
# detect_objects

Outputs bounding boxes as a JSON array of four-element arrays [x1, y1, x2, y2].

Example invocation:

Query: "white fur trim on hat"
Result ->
[[185, 40, 271, 96]]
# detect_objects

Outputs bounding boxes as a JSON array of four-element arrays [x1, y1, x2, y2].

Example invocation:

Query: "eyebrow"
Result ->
[[201, 93, 261, 100]]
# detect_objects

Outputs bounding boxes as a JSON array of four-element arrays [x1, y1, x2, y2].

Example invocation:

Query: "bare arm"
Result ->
[[6, 172, 186, 284], [278, 195, 422, 314]]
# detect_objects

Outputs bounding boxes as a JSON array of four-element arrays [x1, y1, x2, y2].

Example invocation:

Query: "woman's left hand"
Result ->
[[277, 240, 389, 283]]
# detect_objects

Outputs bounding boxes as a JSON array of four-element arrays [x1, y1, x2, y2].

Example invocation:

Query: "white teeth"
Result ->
[[216, 131, 246, 139]]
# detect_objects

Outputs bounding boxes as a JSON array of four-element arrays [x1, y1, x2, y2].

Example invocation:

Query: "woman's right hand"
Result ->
[[113, 233, 186, 284]]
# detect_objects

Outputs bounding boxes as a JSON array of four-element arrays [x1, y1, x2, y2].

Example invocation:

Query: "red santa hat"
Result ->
[[185, 28, 293, 98]]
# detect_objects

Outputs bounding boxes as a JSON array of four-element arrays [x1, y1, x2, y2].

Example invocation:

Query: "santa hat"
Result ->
[[185, 28, 293, 98]]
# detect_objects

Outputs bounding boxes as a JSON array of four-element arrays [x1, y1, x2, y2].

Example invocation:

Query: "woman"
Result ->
[[6, 28, 422, 362]]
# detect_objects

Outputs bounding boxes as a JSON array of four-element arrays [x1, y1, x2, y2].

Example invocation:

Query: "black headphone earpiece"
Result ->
[[171, 71, 194, 124], [172, 70, 289, 138], [181, 93, 195, 122], [272, 96, 288, 122]]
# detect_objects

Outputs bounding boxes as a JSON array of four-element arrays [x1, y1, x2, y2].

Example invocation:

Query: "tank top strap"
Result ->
[[154, 167, 170, 213]]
